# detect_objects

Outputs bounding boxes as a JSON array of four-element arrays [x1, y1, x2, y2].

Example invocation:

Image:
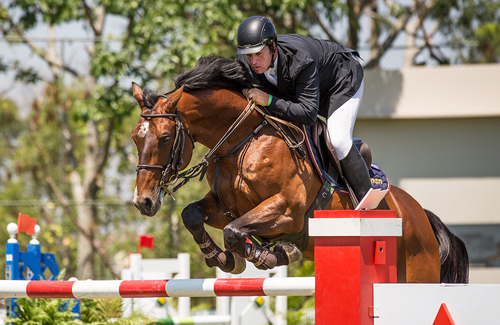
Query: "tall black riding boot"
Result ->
[[340, 143, 372, 204]]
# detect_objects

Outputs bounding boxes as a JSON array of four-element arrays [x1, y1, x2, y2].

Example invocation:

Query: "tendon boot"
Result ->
[[340, 143, 373, 205], [245, 243, 278, 270], [198, 231, 246, 274]]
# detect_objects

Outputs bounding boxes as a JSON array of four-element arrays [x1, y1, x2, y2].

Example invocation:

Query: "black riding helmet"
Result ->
[[237, 16, 277, 55]]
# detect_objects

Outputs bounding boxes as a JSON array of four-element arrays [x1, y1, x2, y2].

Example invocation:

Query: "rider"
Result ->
[[236, 15, 372, 205]]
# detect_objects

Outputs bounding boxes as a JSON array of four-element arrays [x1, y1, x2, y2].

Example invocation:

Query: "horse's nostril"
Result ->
[[144, 197, 153, 211]]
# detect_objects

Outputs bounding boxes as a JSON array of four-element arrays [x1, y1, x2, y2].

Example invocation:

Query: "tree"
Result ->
[[0, 0, 266, 280], [400, 0, 500, 66], [0, 0, 228, 279]]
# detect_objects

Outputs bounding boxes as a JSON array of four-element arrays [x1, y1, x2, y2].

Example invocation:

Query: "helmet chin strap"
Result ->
[[268, 42, 276, 69]]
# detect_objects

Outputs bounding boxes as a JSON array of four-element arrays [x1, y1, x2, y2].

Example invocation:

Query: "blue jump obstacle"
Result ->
[[5, 220, 79, 318]]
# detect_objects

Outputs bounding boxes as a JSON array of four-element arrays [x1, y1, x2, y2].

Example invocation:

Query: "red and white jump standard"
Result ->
[[310, 209, 401, 325]]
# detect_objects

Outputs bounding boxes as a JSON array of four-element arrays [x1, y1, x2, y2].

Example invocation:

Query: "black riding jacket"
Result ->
[[239, 34, 364, 126]]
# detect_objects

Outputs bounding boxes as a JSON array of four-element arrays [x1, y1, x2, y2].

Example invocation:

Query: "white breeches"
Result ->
[[326, 79, 364, 160]]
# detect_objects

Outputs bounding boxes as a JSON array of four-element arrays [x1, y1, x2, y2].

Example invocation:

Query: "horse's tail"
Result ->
[[425, 209, 469, 283]]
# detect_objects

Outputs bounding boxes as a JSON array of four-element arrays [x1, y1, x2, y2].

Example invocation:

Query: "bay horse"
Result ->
[[131, 56, 468, 283]]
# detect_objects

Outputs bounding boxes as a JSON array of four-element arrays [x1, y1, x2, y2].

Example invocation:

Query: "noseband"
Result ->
[[136, 109, 195, 197]]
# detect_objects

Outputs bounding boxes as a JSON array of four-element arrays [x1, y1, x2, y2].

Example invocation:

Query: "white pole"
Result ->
[[177, 253, 191, 317], [129, 253, 142, 313], [274, 266, 288, 325], [129, 253, 142, 280], [216, 268, 231, 317]]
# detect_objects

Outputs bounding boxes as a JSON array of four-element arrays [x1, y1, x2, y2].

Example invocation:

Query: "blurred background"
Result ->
[[0, 0, 499, 293]]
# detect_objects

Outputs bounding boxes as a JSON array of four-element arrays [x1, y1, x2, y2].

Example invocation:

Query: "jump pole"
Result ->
[[310, 209, 401, 325], [0, 277, 314, 299]]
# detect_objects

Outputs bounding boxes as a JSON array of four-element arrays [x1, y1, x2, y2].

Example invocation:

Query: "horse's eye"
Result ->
[[161, 136, 170, 143]]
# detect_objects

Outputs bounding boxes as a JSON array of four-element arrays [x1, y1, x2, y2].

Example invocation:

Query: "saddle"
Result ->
[[310, 118, 372, 184]]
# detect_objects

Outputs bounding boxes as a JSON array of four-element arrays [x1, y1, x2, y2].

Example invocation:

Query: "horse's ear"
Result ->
[[132, 82, 145, 109], [169, 85, 184, 108], [159, 85, 184, 113]]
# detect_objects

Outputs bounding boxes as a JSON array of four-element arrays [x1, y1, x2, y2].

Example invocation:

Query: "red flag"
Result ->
[[17, 213, 37, 235], [138, 235, 154, 253]]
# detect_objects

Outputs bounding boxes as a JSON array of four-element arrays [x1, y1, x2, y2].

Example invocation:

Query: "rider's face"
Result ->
[[246, 46, 273, 75]]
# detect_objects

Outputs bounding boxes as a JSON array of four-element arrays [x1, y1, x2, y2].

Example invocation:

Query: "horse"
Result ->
[[131, 55, 468, 284]]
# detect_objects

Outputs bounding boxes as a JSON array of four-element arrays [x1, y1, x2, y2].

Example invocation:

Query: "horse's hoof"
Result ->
[[274, 243, 303, 265], [230, 254, 246, 274], [214, 251, 246, 274]]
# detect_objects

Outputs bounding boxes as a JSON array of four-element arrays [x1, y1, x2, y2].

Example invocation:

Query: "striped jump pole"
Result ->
[[0, 277, 314, 299]]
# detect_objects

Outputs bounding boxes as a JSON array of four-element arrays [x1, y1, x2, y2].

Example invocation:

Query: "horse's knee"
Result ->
[[223, 224, 246, 252], [181, 203, 204, 234]]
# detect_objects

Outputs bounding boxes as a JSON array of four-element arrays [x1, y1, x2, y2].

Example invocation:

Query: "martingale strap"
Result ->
[[213, 120, 268, 221], [212, 100, 309, 221]]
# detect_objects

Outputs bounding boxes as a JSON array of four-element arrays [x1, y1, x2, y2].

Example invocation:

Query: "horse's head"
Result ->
[[131, 82, 194, 216]]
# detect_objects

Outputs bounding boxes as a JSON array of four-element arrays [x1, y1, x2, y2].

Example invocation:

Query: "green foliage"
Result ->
[[474, 22, 500, 62], [287, 261, 315, 325], [5, 270, 152, 325], [79, 298, 152, 324], [433, 0, 500, 63], [0, 97, 22, 145], [5, 297, 152, 325], [388, 3, 404, 18], [6, 298, 80, 325]]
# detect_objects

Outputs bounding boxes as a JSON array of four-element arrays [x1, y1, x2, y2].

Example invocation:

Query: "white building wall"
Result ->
[[355, 64, 500, 226], [354, 117, 500, 225], [359, 63, 500, 119]]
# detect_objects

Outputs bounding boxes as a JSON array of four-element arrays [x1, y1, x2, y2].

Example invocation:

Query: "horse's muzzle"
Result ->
[[132, 187, 162, 217]]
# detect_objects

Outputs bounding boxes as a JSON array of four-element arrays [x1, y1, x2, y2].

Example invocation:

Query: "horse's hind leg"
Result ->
[[181, 193, 246, 274]]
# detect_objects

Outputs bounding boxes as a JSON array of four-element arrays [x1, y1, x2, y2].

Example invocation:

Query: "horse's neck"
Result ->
[[181, 89, 261, 150]]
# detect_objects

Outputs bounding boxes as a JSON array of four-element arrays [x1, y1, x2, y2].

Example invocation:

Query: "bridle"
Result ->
[[135, 106, 196, 198]]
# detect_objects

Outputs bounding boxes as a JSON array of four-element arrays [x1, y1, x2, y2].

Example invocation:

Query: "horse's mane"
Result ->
[[142, 55, 254, 109], [174, 55, 254, 92]]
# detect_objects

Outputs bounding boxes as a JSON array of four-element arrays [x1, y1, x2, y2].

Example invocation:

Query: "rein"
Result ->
[[252, 104, 306, 159], [136, 99, 307, 202]]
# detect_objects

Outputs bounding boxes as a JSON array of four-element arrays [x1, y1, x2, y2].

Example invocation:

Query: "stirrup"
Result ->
[[355, 188, 389, 210]]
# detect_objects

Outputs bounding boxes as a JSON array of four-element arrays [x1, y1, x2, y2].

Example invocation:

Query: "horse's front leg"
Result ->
[[181, 192, 246, 274], [223, 195, 303, 270]]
